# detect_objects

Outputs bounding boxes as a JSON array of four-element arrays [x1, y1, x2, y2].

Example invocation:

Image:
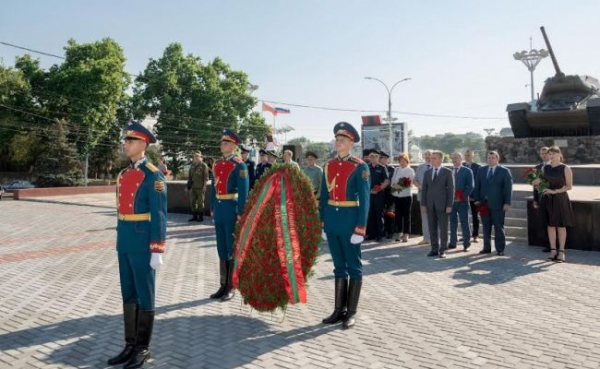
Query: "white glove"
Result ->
[[350, 234, 364, 245], [150, 253, 163, 270], [321, 230, 327, 241]]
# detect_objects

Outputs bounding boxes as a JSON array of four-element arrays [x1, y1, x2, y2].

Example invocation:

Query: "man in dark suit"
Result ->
[[366, 150, 390, 242], [449, 152, 474, 251], [473, 151, 513, 256], [421, 150, 454, 258], [532, 147, 551, 252], [462, 150, 481, 243], [379, 151, 396, 239], [255, 149, 271, 180]]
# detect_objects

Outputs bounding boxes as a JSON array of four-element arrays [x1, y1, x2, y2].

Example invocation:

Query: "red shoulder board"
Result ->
[[350, 156, 365, 164]]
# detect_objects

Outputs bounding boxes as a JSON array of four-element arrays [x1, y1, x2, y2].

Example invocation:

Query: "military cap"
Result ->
[[267, 150, 278, 158], [362, 148, 373, 157], [124, 121, 157, 144], [305, 151, 318, 159], [221, 129, 242, 145], [333, 122, 360, 143], [240, 145, 251, 153], [259, 149, 268, 156], [379, 150, 390, 158]]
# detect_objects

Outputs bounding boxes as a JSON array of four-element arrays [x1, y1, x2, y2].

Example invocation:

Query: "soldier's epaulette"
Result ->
[[231, 156, 243, 164], [349, 156, 365, 164], [145, 162, 159, 173]]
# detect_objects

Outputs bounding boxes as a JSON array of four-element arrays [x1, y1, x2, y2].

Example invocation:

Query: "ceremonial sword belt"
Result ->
[[118, 213, 151, 221], [216, 193, 238, 200], [327, 200, 359, 207]]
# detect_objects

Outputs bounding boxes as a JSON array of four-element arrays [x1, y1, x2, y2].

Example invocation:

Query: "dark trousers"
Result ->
[[450, 201, 470, 247], [482, 209, 506, 252], [394, 196, 412, 234], [326, 232, 363, 281], [427, 204, 448, 253], [118, 252, 156, 310], [469, 200, 479, 237], [215, 221, 236, 261], [367, 193, 384, 239]]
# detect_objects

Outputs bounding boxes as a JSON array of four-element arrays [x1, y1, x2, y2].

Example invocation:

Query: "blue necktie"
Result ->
[[433, 168, 438, 180], [454, 168, 458, 176], [487, 168, 493, 180]]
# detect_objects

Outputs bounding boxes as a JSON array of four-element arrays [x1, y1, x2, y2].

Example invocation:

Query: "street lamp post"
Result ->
[[513, 37, 548, 103], [364, 77, 411, 157]]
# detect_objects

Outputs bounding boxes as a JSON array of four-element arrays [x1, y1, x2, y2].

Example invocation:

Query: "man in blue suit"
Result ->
[[462, 150, 481, 243], [449, 152, 474, 251], [473, 151, 513, 256]]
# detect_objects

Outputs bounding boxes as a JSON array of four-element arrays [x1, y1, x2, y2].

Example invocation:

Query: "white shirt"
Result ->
[[431, 166, 442, 181], [391, 166, 415, 198], [487, 165, 497, 178]]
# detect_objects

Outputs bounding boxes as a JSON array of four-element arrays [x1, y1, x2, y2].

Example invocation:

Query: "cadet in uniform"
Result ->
[[255, 149, 271, 180], [240, 145, 256, 190], [187, 151, 209, 222], [210, 129, 249, 301], [267, 150, 278, 165], [320, 122, 370, 330], [108, 121, 167, 369], [366, 150, 390, 242]]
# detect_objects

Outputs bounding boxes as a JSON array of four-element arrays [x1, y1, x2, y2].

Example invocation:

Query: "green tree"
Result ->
[[35, 120, 83, 187], [287, 136, 332, 164], [133, 43, 265, 177]]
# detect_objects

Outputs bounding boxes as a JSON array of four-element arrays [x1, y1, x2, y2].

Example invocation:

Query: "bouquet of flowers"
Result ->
[[392, 177, 412, 193], [522, 167, 549, 194], [478, 200, 489, 216], [455, 189, 465, 202]]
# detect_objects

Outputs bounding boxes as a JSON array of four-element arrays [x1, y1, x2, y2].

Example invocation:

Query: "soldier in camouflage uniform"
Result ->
[[188, 151, 210, 222]]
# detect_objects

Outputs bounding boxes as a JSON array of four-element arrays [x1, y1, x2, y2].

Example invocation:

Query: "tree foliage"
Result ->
[[133, 43, 268, 177], [35, 120, 83, 187], [415, 132, 485, 159]]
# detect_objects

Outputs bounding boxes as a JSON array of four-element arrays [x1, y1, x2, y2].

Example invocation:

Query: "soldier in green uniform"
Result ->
[[320, 122, 370, 330], [108, 121, 167, 369], [187, 151, 209, 222], [210, 129, 249, 301]]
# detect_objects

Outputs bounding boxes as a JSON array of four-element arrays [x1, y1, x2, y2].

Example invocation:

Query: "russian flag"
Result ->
[[275, 107, 290, 115]]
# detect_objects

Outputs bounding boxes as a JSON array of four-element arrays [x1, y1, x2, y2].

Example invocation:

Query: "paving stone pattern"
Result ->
[[1, 200, 600, 368]]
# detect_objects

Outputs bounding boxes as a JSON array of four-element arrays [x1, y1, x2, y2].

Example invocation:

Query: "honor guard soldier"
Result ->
[[108, 121, 167, 369], [366, 150, 390, 242], [187, 151, 209, 222], [240, 145, 257, 190], [320, 122, 370, 329], [210, 129, 249, 301], [255, 149, 272, 180]]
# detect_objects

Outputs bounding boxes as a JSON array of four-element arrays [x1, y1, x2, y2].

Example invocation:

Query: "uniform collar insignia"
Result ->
[[131, 156, 147, 169]]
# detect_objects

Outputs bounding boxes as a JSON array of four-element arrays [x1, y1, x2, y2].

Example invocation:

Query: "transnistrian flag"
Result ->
[[361, 115, 381, 126]]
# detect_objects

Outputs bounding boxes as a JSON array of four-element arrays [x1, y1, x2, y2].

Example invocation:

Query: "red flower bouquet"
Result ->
[[522, 167, 549, 194], [392, 177, 412, 193], [455, 189, 465, 202], [479, 201, 489, 216]]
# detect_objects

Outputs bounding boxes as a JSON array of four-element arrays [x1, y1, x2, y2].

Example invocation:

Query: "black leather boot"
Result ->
[[322, 278, 348, 324], [188, 213, 198, 222], [210, 261, 227, 299], [198, 212, 204, 222], [342, 280, 362, 329], [220, 260, 236, 301], [124, 310, 154, 369], [107, 304, 138, 366]]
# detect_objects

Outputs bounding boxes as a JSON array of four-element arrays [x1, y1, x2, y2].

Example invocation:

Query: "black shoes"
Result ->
[[107, 304, 138, 366], [447, 244, 457, 250], [123, 310, 155, 369], [210, 261, 227, 299], [322, 278, 348, 324], [438, 252, 447, 259], [220, 260, 236, 301], [342, 280, 362, 330], [464, 244, 471, 252], [375, 238, 383, 242], [188, 213, 198, 222], [427, 251, 438, 257], [497, 252, 505, 256], [479, 250, 492, 254]]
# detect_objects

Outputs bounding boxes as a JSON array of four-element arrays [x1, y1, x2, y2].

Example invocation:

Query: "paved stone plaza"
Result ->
[[2, 198, 600, 369]]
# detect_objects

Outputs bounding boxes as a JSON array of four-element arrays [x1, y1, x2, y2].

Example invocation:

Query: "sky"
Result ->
[[2, 0, 600, 143]]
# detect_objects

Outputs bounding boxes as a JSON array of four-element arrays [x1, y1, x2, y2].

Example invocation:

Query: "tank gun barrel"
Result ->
[[540, 26, 564, 78]]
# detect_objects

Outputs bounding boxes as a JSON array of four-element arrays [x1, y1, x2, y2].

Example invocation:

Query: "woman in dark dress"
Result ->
[[541, 146, 573, 263]]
